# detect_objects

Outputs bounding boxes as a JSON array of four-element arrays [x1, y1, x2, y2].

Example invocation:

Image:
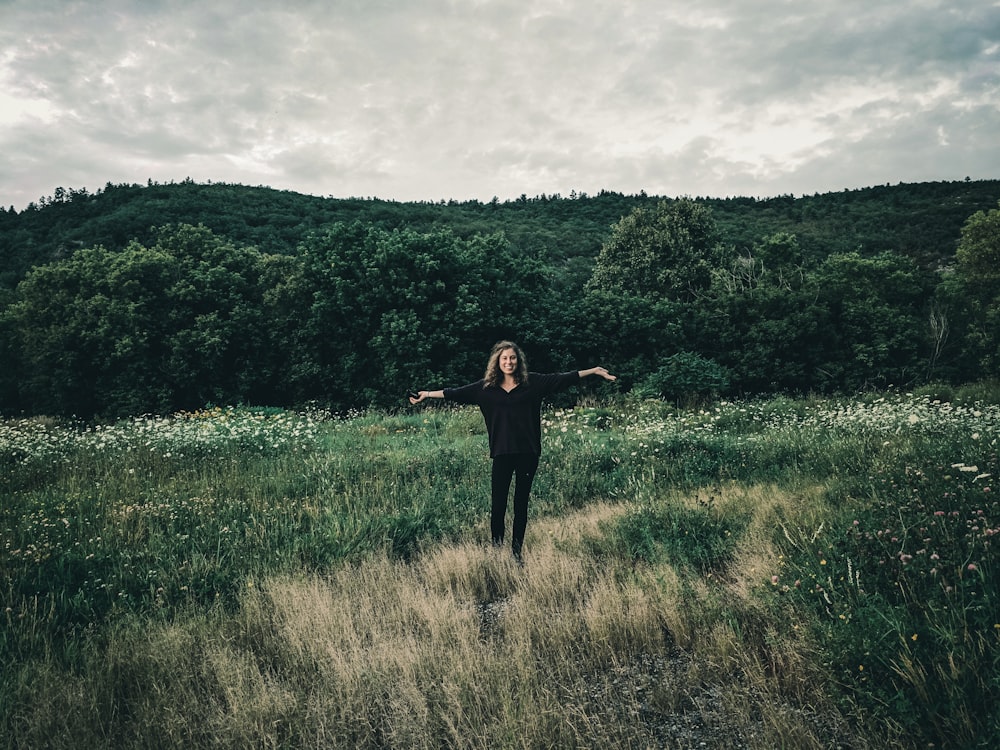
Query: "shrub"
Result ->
[[636, 351, 731, 407]]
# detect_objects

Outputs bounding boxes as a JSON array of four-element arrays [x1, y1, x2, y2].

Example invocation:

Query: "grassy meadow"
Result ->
[[2, 387, 999, 749]]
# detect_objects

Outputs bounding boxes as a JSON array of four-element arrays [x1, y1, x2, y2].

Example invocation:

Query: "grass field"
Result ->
[[2, 387, 999, 748]]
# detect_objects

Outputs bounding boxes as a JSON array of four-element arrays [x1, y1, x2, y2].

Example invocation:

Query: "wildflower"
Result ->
[[858, 664, 864, 672], [771, 575, 779, 585], [820, 559, 827, 566], [908, 414, 919, 424], [910, 633, 918, 642], [967, 563, 978, 572]]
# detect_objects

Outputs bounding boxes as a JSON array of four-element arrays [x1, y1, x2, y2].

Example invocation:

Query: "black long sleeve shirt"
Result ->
[[443, 371, 580, 457]]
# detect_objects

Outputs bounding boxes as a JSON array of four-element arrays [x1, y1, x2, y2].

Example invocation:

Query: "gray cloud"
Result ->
[[1, 0, 997, 209]]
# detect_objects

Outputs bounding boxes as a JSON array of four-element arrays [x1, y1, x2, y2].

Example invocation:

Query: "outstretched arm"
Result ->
[[578, 366, 617, 381]]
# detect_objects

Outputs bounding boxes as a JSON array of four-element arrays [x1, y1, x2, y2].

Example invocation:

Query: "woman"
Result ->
[[409, 340, 616, 561]]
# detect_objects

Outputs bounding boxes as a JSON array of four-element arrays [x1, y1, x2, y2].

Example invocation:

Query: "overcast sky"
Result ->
[[1, 0, 998, 210]]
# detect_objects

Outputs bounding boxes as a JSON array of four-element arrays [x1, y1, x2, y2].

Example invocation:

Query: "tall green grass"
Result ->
[[2, 393, 998, 748]]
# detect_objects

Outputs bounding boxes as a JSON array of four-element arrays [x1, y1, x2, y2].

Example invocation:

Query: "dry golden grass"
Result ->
[[12, 491, 858, 749], [234, 505, 674, 747]]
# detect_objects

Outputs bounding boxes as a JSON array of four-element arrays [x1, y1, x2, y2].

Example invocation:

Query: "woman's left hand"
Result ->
[[586, 366, 617, 381]]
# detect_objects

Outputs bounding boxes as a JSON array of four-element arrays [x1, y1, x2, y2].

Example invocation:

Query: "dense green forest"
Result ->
[[1, 178, 998, 418]]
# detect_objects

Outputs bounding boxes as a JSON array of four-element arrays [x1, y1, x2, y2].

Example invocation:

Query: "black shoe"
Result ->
[[512, 549, 524, 566]]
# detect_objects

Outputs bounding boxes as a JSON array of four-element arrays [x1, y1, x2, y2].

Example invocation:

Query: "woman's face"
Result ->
[[499, 348, 518, 376]]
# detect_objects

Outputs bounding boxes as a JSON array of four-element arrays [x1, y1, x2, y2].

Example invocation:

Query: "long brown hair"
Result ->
[[483, 340, 529, 388]]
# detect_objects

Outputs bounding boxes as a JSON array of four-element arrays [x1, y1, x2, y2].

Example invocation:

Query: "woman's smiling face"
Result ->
[[499, 348, 518, 376]]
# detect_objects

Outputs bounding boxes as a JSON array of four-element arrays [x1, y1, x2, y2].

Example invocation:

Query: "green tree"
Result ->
[[954, 201, 1000, 286], [147, 223, 274, 410], [7, 243, 172, 415], [946, 201, 1000, 376], [811, 251, 934, 391], [587, 198, 728, 300], [6, 224, 292, 417], [251, 252, 312, 404], [0, 288, 18, 411], [706, 284, 832, 394], [703, 233, 831, 394], [580, 199, 729, 392]]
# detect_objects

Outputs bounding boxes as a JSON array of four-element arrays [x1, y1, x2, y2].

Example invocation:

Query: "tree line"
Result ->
[[1, 182, 998, 419], [4, 178, 999, 292]]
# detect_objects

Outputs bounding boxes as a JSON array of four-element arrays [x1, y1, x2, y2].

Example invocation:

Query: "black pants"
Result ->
[[490, 453, 540, 555]]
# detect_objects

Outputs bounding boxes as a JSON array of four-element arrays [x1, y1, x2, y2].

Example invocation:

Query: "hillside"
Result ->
[[2, 178, 999, 291]]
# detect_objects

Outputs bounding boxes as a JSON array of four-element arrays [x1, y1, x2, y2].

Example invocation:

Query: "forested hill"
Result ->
[[2, 178, 999, 291]]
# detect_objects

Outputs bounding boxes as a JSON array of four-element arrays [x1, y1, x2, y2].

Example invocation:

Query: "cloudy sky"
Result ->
[[1, 0, 998, 210]]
